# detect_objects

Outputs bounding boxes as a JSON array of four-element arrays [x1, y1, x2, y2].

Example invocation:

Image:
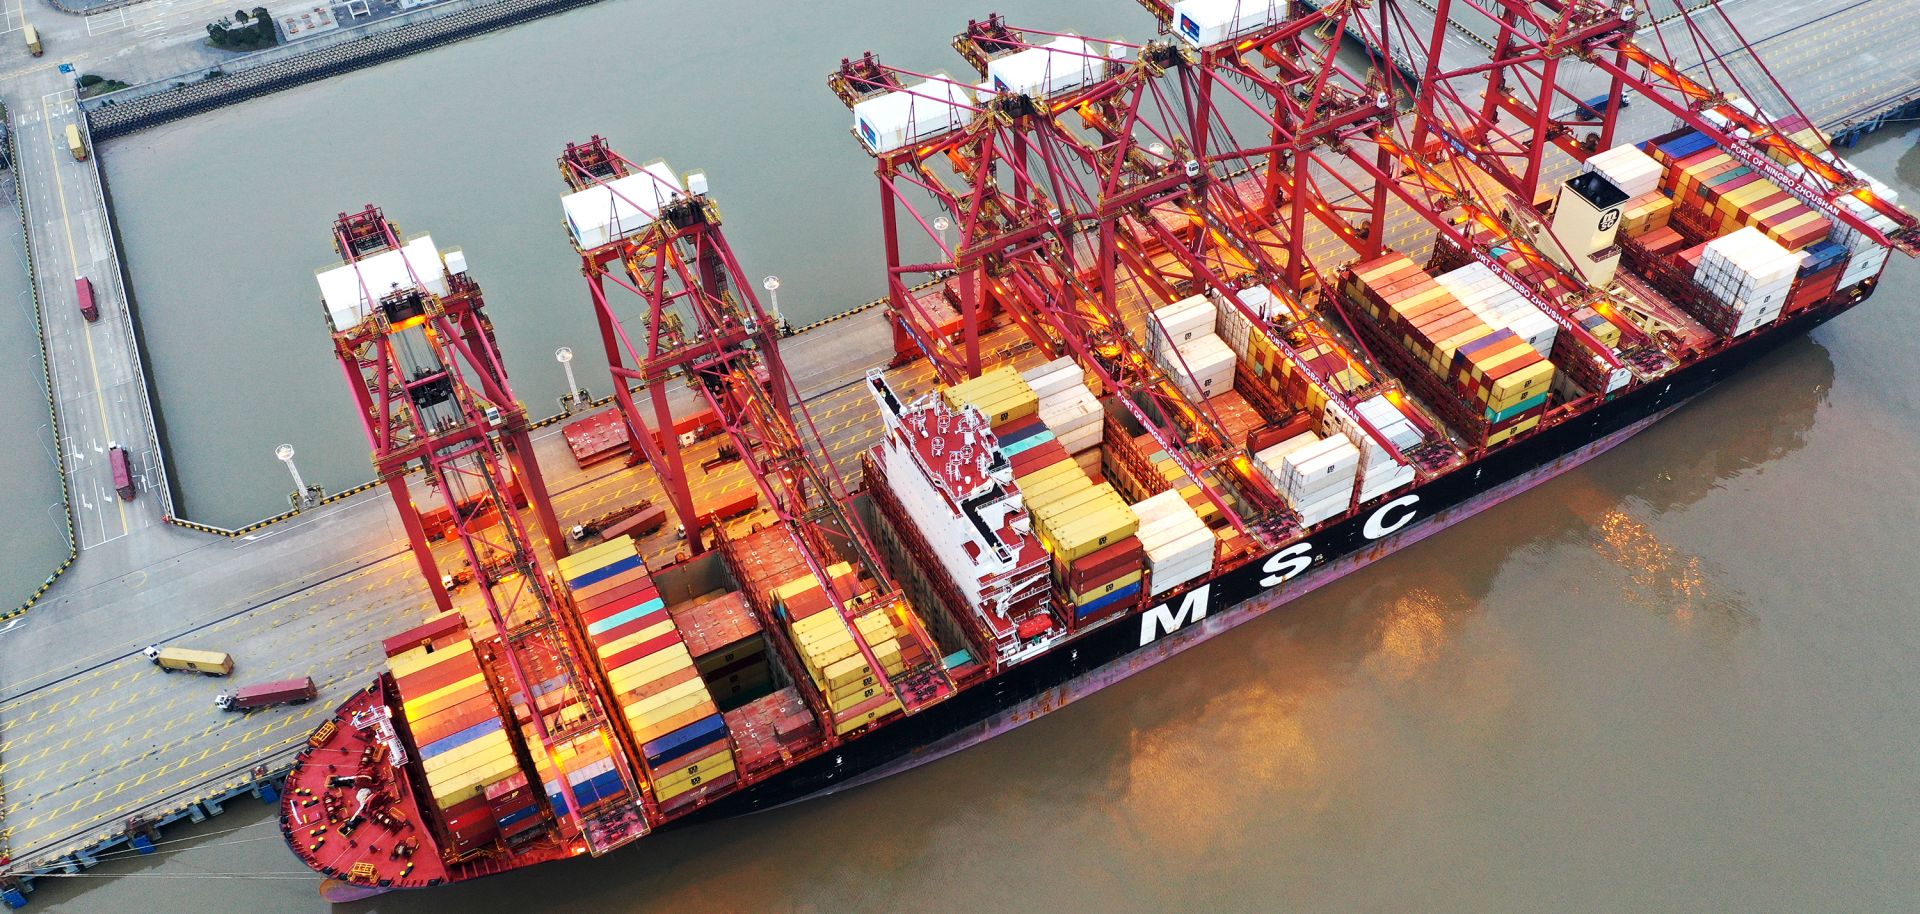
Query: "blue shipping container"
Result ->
[[643, 713, 728, 768]]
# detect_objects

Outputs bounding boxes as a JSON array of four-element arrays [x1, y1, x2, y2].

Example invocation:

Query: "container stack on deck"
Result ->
[[1149, 295, 1236, 404], [773, 565, 907, 735], [1613, 127, 1898, 337], [384, 618, 521, 856], [1342, 252, 1557, 448], [1128, 489, 1213, 596], [1326, 396, 1420, 501], [555, 535, 733, 814], [1252, 429, 1358, 525], [1682, 227, 1800, 336]]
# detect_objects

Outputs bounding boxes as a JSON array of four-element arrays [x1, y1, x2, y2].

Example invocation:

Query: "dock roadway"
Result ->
[[1, 0, 1915, 885]]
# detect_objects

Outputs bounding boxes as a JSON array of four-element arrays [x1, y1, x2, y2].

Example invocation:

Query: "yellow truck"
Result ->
[[147, 646, 235, 676], [23, 24, 40, 57], [65, 124, 86, 161]]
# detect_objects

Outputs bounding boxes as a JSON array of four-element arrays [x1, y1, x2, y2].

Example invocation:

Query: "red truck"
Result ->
[[75, 276, 98, 322], [216, 676, 318, 712], [570, 501, 668, 545], [108, 445, 135, 500]]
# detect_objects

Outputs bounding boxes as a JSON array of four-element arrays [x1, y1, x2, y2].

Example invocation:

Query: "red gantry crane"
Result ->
[[320, 207, 568, 612], [555, 139, 954, 725], [318, 208, 648, 855]]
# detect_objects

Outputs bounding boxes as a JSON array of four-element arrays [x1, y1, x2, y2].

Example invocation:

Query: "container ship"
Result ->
[[277, 1, 1915, 896]]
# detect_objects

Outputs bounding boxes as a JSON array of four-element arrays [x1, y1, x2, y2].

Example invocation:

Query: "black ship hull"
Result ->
[[669, 293, 1854, 828]]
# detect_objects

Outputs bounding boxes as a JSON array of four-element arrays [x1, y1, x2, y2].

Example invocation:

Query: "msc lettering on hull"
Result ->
[[1139, 495, 1425, 647]]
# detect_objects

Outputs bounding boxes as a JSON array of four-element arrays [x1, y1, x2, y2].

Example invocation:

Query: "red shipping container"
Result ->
[[384, 615, 467, 658], [601, 631, 685, 674], [570, 566, 651, 604], [1066, 537, 1145, 586], [578, 576, 657, 615], [1010, 440, 1070, 477], [396, 654, 481, 700], [592, 608, 672, 649]]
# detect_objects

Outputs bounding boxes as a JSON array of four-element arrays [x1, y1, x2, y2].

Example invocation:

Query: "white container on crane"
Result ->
[[852, 75, 974, 155]]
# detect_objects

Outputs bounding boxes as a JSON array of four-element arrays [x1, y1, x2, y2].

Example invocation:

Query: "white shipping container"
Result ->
[[1281, 434, 1358, 480], [1149, 295, 1216, 352], [1583, 144, 1664, 199], [1215, 298, 1254, 361], [1162, 333, 1236, 403], [1056, 423, 1103, 455], [1359, 463, 1416, 501], [1171, 0, 1283, 47], [1297, 490, 1350, 526], [852, 77, 974, 155], [1026, 365, 1085, 400], [985, 35, 1098, 99]]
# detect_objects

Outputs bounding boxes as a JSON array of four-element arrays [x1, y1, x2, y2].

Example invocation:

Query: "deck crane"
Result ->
[[554, 138, 954, 725], [317, 208, 648, 855], [318, 206, 569, 612], [831, 36, 1293, 548]]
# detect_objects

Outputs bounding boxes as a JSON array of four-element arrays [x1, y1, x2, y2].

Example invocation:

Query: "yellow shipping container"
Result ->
[[629, 703, 719, 747], [625, 677, 709, 717], [771, 562, 853, 604], [595, 618, 678, 661], [434, 753, 521, 801], [555, 535, 637, 576], [1048, 506, 1139, 563], [402, 673, 488, 721], [829, 684, 885, 713], [607, 643, 694, 692], [1024, 465, 1092, 508], [626, 690, 712, 731], [1016, 456, 1081, 489], [1485, 413, 1543, 447], [1771, 211, 1829, 250], [388, 637, 474, 679], [942, 366, 1038, 425], [655, 754, 738, 800], [421, 730, 514, 776], [820, 651, 881, 691], [1459, 341, 1541, 384], [427, 743, 517, 793], [1071, 569, 1143, 605], [834, 698, 904, 735], [1480, 360, 1555, 408], [791, 607, 850, 640]]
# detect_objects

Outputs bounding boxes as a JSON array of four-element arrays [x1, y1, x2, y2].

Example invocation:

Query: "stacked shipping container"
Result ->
[[1342, 252, 1557, 447], [1129, 489, 1214, 595], [1018, 450, 1144, 627], [556, 536, 732, 814], [1252, 430, 1358, 526], [384, 617, 521, 855], [772, 564, 907, 736], [1148, 295, 1236, 403]]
